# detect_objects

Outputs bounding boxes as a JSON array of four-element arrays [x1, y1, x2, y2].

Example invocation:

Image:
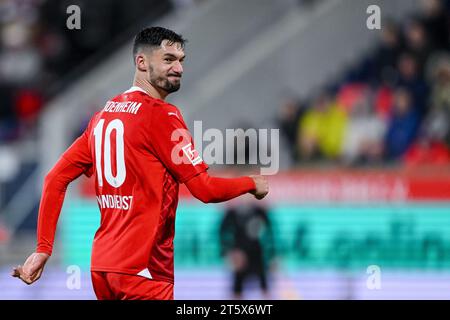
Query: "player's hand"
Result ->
[[227, 249, 247, 272], [12, 252, 50, 285], [249, 175, 269, 200]]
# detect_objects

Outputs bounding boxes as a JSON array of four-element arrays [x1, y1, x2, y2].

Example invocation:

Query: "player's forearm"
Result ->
[[36, 158, 85, 255], [185, 172, 256, 203]]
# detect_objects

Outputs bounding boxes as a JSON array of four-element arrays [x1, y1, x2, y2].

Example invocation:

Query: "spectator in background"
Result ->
[[427, 54, 450, 146], [0, 21, 43, 86], [298, 91, 348, 161], [404, 63, 450, 167], [429, 54, 450, 111], [420, 0, 449, 51], [423, 109, 450, 148], [220, 203, 275, 300], [277, 97, 304, 162], [371, 19, 404, 85], [404, 18, 434, 77], [396, 52, 429, 115], [341, 88, 386, 166], [385, 88, 420, 160]]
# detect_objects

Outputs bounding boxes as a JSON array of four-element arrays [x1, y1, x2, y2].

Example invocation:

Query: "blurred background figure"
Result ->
[[384, 87, 420, 161], [219, 202, 275, 300], [420, 0, 449, 51], [370, 18, 404, 85], [297, 91, 347, 163], [340, 85, 385, 166], [276, 96, 305, 163]]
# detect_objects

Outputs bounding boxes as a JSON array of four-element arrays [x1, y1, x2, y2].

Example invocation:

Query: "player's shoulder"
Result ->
[[150, 99, 185, 123], [154, 100, 181, 114], [88, 110, 102, 125]]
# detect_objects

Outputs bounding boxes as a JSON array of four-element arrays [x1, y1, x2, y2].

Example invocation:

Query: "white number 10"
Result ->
[[93, 119, 126, 188]]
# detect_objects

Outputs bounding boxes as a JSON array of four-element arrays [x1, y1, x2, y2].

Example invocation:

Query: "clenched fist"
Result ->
[[12, 252, 50, 285], [249, 175, 269, 200]]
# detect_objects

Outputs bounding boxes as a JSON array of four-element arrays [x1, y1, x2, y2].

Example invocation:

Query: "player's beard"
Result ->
[[149, 66, 181, 94]]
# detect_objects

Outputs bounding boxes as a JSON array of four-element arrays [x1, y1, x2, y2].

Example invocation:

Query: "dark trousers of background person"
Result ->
[[232, 247, 269, 298]]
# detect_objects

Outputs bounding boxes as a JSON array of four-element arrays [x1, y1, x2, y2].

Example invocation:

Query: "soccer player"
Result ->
[[11, 27, 268, 300]]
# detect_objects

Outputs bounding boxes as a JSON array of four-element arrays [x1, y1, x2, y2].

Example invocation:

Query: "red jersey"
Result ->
[[61, 86, 208, 283]]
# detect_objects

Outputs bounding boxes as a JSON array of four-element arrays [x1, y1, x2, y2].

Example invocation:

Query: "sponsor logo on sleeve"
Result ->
[[181, 143, 203, 166]]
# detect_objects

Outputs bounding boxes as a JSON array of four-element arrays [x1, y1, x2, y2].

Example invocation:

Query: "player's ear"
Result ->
[[135, 53, 147, 72]]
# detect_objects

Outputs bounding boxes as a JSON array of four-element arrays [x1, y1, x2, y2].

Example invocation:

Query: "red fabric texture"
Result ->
[[91, 272, 173, 300], [185, 172, 255, 203]]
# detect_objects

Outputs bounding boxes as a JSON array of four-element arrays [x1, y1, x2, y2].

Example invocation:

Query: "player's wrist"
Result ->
[[246, 176, 257, 193], [36, 246, 52, 257]]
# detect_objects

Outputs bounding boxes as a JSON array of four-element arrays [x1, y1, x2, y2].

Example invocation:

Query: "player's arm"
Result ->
[[12, 129, 93, 285], [148, 106, 269, 202], [12, 157, 87, 284], [185, 172, 268, 203]]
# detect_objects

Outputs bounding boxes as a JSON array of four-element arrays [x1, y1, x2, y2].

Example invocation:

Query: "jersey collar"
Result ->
[[124, 86, 150, 96]]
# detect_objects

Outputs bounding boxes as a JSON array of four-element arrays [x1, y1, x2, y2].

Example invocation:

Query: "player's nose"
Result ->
[[172, 61, 183, 75]]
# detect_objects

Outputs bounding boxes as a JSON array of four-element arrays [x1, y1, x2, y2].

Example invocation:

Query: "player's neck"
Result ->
[[133, 78, 168, 101]]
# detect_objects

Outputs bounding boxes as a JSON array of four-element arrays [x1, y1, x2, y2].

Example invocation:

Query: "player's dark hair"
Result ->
[[133, 26, 186, 60]]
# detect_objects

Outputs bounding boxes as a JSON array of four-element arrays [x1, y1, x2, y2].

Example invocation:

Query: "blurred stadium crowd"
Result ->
[[278, 0, 450, 167], [0, 0, 173, 142], [4, 0, 448, 168]]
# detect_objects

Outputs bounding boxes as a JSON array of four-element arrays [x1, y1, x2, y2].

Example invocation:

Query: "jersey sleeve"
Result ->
[[36, 157, 89, 255], [185, 172, 255, 203], [61, 121, 94, 177], [148, 106, 208, 183]]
